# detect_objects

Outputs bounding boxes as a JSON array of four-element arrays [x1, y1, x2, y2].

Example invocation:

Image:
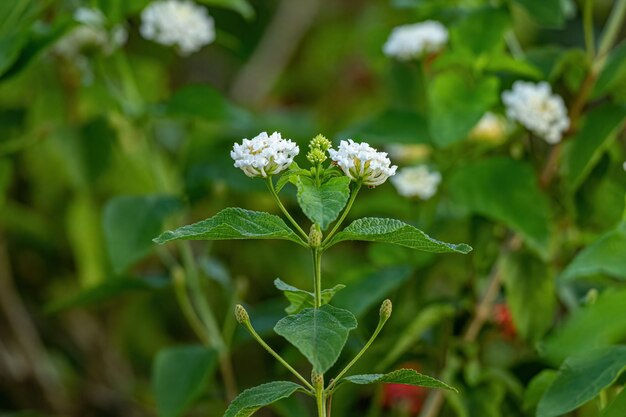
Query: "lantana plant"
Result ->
[[154, 132, 472, 417]]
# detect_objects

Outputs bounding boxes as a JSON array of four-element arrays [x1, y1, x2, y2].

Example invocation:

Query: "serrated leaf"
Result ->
[[537, 346, 626, 417], [274, 304, 357, 373], [296, 176, 350, 230], [224, 381, 303, 417], [342, 369, 456, 392], [104, 195, 182, 274], [153, 208, 306, 247], [274, 278, 345, 314], [448, 157, 552, 255], [152, 345, 218, 417], [326, 217, 471, 254], [560, 222, 626, 282]]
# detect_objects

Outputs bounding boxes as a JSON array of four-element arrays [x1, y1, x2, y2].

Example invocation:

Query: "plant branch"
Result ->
[[322, 182, 362, 247], [266, 177, 309, 240]]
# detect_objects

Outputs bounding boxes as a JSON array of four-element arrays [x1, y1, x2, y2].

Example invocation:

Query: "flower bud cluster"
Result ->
[[230, 132, 300, 178], [383, 21, 448, 61], [307, 134, 332, 165], [502, 81, 570, 144], [140, 0, 215, 56], [390, 165, 441, 200]]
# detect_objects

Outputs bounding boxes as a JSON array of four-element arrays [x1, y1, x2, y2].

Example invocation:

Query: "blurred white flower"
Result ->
[[140, 0, 215, 56], [231, 132, 299, 178], [470, 112, 508, 143], [383, 21, 448, 61], [329, 140, 397, 187], [502, 81, 570, 144], [386, 143, 432, 164], [391, 165, 441, 199]]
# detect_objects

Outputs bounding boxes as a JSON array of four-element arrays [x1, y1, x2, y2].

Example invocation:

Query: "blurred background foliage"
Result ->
[[0, 0, 625, 416]]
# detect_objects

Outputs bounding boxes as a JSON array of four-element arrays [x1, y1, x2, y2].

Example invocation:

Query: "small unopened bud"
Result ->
[[307, 148, 327, 164], [379, 299, 392, 321], [311, 370, 324, 390], [235, 304, 250, 325], [310, 134, 331, 152], [308, 225, 323, 248]]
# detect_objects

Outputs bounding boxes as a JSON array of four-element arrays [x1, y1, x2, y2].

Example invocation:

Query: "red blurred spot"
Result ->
[[493, 303, 517, 339], [381, 363, 427, 415]]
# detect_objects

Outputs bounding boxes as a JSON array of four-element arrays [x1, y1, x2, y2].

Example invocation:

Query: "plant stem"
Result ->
[[597, 0, 626, 61], [242, 321, 314, 391], [322, 182, 362, 247], [316, 388, 327, 417], [266, 177, 309, 240], [583, 0, 595, 60], [313, 249, 323, 307]]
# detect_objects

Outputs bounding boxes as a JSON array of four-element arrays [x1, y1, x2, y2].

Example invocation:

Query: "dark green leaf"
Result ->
[[560, 222, 626, 282], [342, 369, 456, 391], [274, 278, 345, 314], [224, 381, 303, 417], [296, 176, 350, 230], [104, 195, 182, 274], [274, 304, 357, 373], [523, 370, 557, 412], [428, 72, 499, 147], [513, 0, 566, 28], [538, 346, 626, 417], [326, 217, 472, 254], [450, 7, 510, 57], [448, 157, 552, 254], [563, 104, 626, 189], [153, 208, 306, 247], [153, 345, 218, 417]]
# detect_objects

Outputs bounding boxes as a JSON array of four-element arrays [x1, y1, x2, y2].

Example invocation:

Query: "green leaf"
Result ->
[[224, 381, 303, 417], [428, 72, 499, 147], [165, 85, 250, 125], [513, 0, 566, 28], [342, 369, 456, 392], [450, 7, 510, 57], [537, 346, 626, 417], [274, 304, 357, 373], [523, 370, 557, 412], [601, 387, 626, 417], [560, 222, 626, 282], [197, 0, 254, 20], [563, 104, 626, 189], [338, 109, 432, 145], [104, 195, 182, 274], [274, 278, 345, 314], [502, 252, 555, 341], [541, 288, 626, 363], [326, 217, 472, 254], [153, 208, 306, 247], [153, 345, 218, 417], [448, 157, 552, 254], [594, 41, 626, 97], [296, 176, 350, 230], [484, 55, 543, 79]]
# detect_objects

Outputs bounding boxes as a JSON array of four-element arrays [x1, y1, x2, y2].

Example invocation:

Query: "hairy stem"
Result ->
[[266, 177, 309, 240], [322, 182, 362, 247]]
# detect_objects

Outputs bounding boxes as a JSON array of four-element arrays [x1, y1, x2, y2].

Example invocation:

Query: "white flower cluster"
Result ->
[[140, 0, 215, 56], [502, 81, 570, 144], [329, 140, 397, 187], [54, 7, 127, 58], [391, 165, 441, 200], [231, 132, 300, 178], [383, 21, 448, 61]]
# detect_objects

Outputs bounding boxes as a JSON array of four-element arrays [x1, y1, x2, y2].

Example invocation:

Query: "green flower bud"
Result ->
[[235, 304, 250, 325], [379, 299, 392, 321], [311, 370, 324, 390], [308, 225, 323, 248], [310, 134, 331, 152], [307, 148, 327, 164]]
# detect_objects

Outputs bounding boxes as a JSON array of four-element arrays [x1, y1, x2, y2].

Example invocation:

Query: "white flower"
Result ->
[[140, 0, 215, 56], [231, 132, 299, 178], [383, 21, 448, 61], [391, 165, 441, 200], [470, 112, 508, 143], [502, 81, 570, 144], [329, 140, 397, 187]]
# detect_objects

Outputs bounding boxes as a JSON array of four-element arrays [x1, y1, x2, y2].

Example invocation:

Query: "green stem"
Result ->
[[313, 249, 322, 308], [321, 182, 362, 247], [172, 267, 212, 346], [583, 0, 595, 59], [266, 177, 309, 240], [326, 318, 388, 393], [242, 321, 314, 391], [597, 0, 626, 61], [316, 389, 327, 417], [505, 32, 524, 60]]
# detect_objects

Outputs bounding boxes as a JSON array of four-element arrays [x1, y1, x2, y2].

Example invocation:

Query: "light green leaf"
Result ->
[[541, 288, 626, 363], [224, 381, 303, 417], [561, 222, 626, 282], [428, 72, 499, 147], [448, 157, 552, 254], [502, 252, 555, 341], [274, 304, 357, 373], [563, 104, 626, 189], [513, 0, 566, 28], [537, 346, 626, 417], [450, 7, 510, 57], [153, 208, 306, 247], [274, 278, 345, 314], [326, 217, 472, 254], [104, 195, 182, 274], [153, 345, 218, 417], [601, 387, 626, 417], [343, 369, 456, 391], [296, 176, 350, 230], [484, 55, 543, 79], [594, 41, 626, 98]]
